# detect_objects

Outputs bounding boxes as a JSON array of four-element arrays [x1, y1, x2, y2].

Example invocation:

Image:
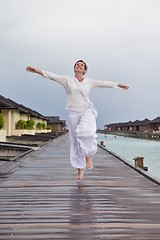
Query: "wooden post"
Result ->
[[133, 156, 144, 168], [100, 141, 105, 147]]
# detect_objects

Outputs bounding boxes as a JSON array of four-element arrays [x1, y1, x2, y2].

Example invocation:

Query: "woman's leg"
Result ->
[[86, 156, 93, 169], [68, 111, 86, 169], [76, 109, 97, 162], [77, 168, 84, 181], [68, 109, 97, 180]]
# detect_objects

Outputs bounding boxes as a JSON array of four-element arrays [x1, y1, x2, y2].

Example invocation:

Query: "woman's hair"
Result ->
[[74, 60, 88, 74]]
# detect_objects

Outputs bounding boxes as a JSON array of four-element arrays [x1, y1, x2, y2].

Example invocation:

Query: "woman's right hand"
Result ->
[[26, 66, 37, 73]]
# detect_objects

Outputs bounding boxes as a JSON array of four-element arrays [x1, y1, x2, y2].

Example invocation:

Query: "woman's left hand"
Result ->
[[118, 83, 129, 90]]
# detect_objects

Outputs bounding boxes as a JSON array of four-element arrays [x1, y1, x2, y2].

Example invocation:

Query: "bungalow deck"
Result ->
[[0, 133, 160, 240]]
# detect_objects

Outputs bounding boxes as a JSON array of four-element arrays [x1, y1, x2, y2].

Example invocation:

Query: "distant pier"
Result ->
[[98, 130, 160, 141]]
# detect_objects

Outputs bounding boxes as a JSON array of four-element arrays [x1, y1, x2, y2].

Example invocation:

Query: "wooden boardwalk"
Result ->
[[0, 133, 160, 240]]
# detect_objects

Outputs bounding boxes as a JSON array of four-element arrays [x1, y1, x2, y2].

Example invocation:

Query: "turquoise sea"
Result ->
[[97, 133, 160, 180]]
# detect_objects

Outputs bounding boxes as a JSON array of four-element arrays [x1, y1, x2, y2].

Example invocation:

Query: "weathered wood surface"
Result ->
[[0, 133, 160, 240]]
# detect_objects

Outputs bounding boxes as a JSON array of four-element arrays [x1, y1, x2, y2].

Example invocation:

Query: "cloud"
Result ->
[[1, 0, 160, 128]]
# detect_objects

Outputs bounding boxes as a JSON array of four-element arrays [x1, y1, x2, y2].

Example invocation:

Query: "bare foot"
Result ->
[[86, 157, 93, 169], [77, 168, 84, 181]]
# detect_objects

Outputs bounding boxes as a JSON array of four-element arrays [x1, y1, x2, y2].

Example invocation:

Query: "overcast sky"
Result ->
[[1, 0, 160, 128]]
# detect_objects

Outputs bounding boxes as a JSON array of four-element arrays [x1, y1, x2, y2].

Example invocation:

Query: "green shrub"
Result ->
[[0, 113, 4, 129], [42, 123, 46, 129], [36, 122, 46, 130], [36, 122, 42, 130], [16, 119, 35, 130], [26, 119, 35, 129], [16, 120, 27, 129]]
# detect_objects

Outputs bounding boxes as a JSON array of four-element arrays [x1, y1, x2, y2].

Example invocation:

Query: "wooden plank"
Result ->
[[0, 133, 160, 239], [0, 161, 21, 175]]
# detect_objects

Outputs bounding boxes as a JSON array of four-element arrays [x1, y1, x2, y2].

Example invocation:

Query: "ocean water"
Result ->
[[97, 133, 160, 180]]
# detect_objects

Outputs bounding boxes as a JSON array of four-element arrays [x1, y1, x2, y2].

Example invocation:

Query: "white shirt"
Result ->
[[42, 70, 118, 112]]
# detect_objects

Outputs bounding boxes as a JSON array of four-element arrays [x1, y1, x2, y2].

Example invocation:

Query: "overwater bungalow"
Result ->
[[104, 117, 160, 133], [0, 95, 66, 142], [45, 116, 66, 134]]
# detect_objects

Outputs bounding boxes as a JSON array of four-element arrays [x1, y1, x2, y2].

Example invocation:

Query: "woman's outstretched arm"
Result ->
[[26, 66, 68, 86]]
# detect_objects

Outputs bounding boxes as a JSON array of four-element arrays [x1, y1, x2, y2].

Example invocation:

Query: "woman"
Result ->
[[26, 60, 129, 181]]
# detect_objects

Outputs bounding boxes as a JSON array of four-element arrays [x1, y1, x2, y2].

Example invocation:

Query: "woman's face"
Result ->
[[74, 61, 87, 75]]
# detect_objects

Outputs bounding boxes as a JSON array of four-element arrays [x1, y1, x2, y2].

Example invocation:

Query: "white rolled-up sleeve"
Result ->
[[90, 78, 118, 88], [42, 70, 68, 86]]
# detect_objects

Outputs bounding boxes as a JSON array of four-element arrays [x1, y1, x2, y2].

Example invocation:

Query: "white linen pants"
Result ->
[[68, 109, 97, 169]]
